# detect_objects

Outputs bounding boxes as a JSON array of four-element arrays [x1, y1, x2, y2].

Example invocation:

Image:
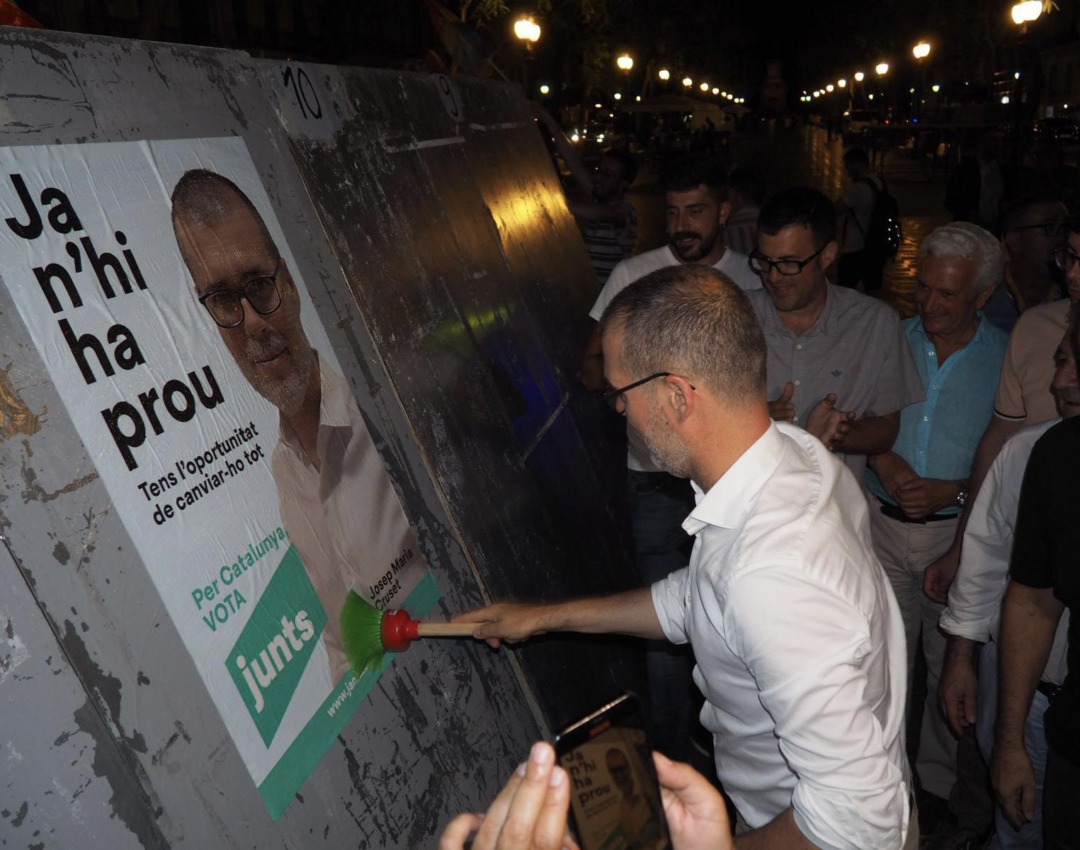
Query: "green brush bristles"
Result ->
[[340, 590, 386, 677]]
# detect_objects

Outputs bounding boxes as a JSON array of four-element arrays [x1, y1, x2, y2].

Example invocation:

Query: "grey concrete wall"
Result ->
[[0, 28, 641, 849]]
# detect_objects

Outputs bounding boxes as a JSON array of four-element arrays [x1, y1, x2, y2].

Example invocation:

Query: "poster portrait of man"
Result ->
[[0, 137, 439, 815], [170, 167, 430, 685]]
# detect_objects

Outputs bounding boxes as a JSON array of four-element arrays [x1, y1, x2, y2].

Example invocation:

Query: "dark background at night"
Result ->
[[11, 0, 1079, 113]]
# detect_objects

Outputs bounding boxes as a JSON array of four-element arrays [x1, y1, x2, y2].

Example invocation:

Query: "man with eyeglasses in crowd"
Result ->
[[579, 154, 760, 765], [460, 265, 915, 850], [746, 187, 922, 483], [982, 191, 1069, 335], [923, 214, 1080, 612], [171, 168, 428, 685]]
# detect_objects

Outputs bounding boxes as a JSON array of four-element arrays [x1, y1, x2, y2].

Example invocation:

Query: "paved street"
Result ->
[[629, 124, 953, 317]]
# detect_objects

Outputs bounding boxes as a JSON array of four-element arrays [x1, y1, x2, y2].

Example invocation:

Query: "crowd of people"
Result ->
[[440, 128, 1079, 850]]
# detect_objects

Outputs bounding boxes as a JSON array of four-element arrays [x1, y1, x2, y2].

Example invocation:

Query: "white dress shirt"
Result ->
[[652, 422, 911, 850], [940, 420, 1070, 684]]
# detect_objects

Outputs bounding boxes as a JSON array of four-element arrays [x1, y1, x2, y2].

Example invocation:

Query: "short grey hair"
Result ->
[[599, 265, 766, 404], [918, 222, 1003, 293]]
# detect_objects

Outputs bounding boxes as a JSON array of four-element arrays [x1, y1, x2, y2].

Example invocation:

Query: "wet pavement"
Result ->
[[629, 124, 953, 319]]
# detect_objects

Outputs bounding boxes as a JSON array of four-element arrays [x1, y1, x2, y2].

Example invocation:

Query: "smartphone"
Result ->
[[553, 692, 671, 850]]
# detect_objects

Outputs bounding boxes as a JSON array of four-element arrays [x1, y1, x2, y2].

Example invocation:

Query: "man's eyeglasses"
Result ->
[[1053, 246, 1080, 272], [603, 372, 695, 414], [198, 259, 283, 328], [748, 243, 827, 276], [1013, 220, 1067, 238]]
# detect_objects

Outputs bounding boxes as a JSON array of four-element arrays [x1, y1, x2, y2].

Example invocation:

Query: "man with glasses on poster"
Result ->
[[746, 187, 922, 482], [171, 168, 428, 686]]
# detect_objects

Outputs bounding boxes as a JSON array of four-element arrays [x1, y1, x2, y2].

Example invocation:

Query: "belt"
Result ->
[[1037, 680, 1064, 702], [876, 496, 958, 524]]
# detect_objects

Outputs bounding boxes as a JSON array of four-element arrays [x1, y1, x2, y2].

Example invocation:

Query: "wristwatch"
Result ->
[[955, 481, 969, 508]]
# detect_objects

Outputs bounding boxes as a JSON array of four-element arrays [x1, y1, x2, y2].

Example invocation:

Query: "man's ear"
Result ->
[[821, 240, 841, 268], [974, 282, 996, 311], [662, 375, 697, 423]]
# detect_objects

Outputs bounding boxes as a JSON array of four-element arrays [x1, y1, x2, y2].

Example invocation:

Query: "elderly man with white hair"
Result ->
[[864, 221, 1009, 845]]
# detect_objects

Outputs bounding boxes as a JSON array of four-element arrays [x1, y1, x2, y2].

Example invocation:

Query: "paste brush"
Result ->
[[340, 589, 477, 676]]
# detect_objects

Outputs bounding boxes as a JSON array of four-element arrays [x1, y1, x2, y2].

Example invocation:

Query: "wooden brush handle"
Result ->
[[415, 622, 480, 638]]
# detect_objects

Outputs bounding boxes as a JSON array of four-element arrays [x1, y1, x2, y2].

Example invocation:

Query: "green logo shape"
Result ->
[[227, 544, 327, 747]]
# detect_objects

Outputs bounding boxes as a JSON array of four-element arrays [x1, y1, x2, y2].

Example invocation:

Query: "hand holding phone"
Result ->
[[554, 693, 672, 850]]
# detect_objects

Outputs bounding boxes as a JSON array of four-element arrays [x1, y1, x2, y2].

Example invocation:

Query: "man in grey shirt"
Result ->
[[746, 187, 923, 482]]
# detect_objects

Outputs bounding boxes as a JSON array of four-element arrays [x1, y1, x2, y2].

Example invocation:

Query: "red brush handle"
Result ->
[[381, 609, 420, 652], [380, 610, 479, 652]]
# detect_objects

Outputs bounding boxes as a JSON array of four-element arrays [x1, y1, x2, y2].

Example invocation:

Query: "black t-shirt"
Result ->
[[1010, 416, 1080, 761]]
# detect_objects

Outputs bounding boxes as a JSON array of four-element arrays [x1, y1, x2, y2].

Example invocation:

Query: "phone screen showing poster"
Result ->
[[557, 701, 671, 850]]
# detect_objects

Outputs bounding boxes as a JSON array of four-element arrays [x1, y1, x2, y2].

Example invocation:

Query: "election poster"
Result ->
[[0, 137, 440, 818]]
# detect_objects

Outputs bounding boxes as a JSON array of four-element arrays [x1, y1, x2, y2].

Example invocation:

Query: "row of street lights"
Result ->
[[512, 16, 745, 104], [799, 42, 934, 122], [799, 2, 1048, 120], [654, 66, 747, 103]]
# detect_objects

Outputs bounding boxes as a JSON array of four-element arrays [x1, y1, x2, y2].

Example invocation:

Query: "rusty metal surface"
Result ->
[[0, 29, 552, 847], [265, 62, 644, 731]]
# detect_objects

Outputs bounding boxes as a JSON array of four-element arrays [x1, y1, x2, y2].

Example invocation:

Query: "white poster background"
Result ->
[[0, 137, 366, 784]]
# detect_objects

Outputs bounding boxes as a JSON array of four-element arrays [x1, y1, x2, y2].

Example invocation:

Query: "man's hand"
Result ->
[[894, 477, 957, 520], [768, 382, 796, 423], [991, 742, 1037, 831], [654, 753, 732, 850], [806, 394, 855, 449], [923, 546, 960, 603], [938, 638, 979, 736], [454, 603, 554, 649], [869, 452, 917, 501], [440, 742, 580, 850]]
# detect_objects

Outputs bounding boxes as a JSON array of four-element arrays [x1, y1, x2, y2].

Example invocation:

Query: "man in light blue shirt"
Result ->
[[865, 222, 1008, 847]]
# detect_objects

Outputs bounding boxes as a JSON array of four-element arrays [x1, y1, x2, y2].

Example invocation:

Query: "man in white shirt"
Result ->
[[938, 320, 1078, 848], [462, 264, 914, 849], [579, 154, 760, 763]]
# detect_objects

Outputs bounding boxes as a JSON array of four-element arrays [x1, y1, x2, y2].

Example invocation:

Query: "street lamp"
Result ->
[[1011, 0, 1042, 24], [513, 16, 541, 44], [658, 68, 670, 81], [616, 54, 634, 72], [912, 41, 931, 120], [876, 62, 889, 76], [700, 82, 709, 92], [513, 17, 541, 94], [682, 77, 693, 88]]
